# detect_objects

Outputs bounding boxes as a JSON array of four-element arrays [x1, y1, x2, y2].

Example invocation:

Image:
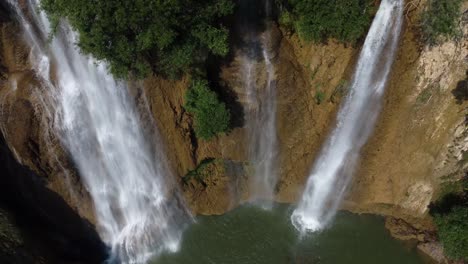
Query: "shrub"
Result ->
[[315, 90, 325, 105], [184, 79, 230, 140], [431, 174, 468, 260], [422, 0, 463, 45], [41, 0, 235, 78], [433, 206, 468, 260], [278, 10, 294, 32], [280, 0, 374, 43], [183, 158, 216, 184]]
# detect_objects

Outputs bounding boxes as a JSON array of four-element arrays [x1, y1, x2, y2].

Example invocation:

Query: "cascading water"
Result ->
[[291, 0, 404, 232], [9, 1, 190, 263], [244, 0, 279, 206]]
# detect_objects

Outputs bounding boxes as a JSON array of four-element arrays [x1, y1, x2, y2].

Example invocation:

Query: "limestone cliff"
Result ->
[[345, 1, 468, 229], [143, 21, 357, 214], [0, 3, 95, 223]]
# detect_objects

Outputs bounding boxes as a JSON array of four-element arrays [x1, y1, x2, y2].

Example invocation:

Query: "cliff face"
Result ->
[[142, 22, 357, 213], [0, 130, 106, 263], [345, 1, 468, 229], [147, 1, 468, 227], [0, 6, 95, 223], [1, 0, 467, 238], [0, 4, 106, 263]]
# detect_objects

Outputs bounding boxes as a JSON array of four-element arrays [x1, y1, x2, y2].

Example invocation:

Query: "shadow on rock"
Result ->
[[0, 133, 108, 264], [452, 70, 468, 104]]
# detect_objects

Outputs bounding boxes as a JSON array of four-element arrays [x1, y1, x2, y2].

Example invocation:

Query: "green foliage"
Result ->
[[416, 87, 433, 104], [422, 0, 463, 46], [41, 0, 235, 78], [433, 206, 468, 260], [431, 174, 468, 260], [278, 10, 294, 32], [183, 158, 216, 184], [184, 79, 230, 140], [281, 0, 374, 43], [315, 90, 325, 105]]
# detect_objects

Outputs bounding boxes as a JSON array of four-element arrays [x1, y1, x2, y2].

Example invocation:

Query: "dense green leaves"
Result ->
[[434, 206, 468, 260], [422, 0, 463, 46], [41, 0, 234, 78], [431, 175, 468, 260], [184, 80, 230, 140], [279, 0, 374, 43]]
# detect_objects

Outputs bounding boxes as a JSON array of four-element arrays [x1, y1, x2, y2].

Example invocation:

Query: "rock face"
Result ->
[[344, 1, 468, 229], [0, 5, 95, 224], [144, 21, 357, 214], [0, 133, 107, 263], [182, 159, 250, 215]]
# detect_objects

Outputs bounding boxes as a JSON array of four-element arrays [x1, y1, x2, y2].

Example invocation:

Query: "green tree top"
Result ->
[[184, 79, 230, 140], [278, 0, 374, 43], [41, 0, 234, 78]]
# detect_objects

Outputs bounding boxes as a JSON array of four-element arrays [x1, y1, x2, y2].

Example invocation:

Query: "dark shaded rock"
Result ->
[[0, 133, 108, 264]]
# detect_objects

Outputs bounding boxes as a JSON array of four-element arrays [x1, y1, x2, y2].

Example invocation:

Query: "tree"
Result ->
[[433, 206, 468, 260], [421, 0, 463, 46], [41, 0, 234, 78], [278, 0, 374, 43], [184, 79, 230, 140]]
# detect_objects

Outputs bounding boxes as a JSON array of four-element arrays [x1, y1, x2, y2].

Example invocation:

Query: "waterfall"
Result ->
[[244, 0, 279, 207], [291, 0, 403, 232], [8, 1, 190, 263]]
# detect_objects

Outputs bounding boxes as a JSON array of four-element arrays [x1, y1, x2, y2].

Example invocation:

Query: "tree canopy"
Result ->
[[184, 79, 230, 140], [278, 0, 374, 43], [422, 0, 463, 46], [41, 0, 234, 78]]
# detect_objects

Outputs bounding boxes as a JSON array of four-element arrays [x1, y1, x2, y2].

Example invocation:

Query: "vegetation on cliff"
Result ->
[[421, 0, 464, 45], [182, 158, 216, 185], [434, 206, 468, 260], [41, 0, 234, 78], [184, 80, 230, 140], [431, 176, 468, 260], [277, 0, 374, 43]]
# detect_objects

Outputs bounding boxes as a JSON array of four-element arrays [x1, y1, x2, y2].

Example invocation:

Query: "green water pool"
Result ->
[[153, 204, 429, 264]]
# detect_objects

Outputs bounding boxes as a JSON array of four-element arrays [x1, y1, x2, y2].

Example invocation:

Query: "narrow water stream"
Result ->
[[240, 0, 279, 206], [153, 205, 428, 264]]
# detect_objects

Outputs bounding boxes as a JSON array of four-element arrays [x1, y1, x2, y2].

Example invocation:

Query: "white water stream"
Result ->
[[245, 0, 279, 207], [8, 1, 190, 263], [291, 0, 404, 232]]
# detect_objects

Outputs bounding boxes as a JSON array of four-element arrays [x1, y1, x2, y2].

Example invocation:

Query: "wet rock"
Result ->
[[385, 217, 434, 242], [418, 242, 449, 264], [0, 133, 107, 263], [182, 159, 249, 215]]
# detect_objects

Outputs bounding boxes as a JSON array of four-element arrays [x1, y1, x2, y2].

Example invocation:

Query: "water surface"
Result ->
[[154, 204, 426, 264]]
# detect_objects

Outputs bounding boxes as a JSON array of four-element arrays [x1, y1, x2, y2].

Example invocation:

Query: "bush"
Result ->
[[422, 0, 463, 45], [280, 0, 374, 43], [433, 206, 468, 260], [183, 158, 216, 184], [41, 0, 235, 78], [278, 10, 294, 32], [184, 80, 230, 140], [315, 90, 325, 105], [431, 174, 468, 260]]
